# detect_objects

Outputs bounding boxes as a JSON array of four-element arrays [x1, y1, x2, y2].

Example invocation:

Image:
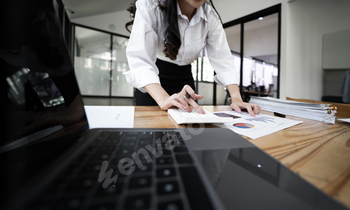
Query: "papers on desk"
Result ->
[[338, 118, 350, 123], [168, 108, 302, 139], [214, 111, 303, 139], [168, 108, 234, 124], [249, 97, 336, 124], [84, 106, 135, 129]]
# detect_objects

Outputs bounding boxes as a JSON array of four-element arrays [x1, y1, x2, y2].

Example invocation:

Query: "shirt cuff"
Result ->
[[123, 69, 160, 93], [214, 70, 239, 86]]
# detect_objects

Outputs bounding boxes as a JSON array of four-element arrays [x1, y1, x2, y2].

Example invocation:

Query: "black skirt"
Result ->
[[135, 59, 195, 106]]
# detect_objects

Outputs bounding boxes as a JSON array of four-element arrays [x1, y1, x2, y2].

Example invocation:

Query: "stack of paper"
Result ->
[[249, 97, 336, 124]]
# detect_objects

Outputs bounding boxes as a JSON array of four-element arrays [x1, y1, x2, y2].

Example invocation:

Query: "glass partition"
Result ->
[[223, 6, 280, 102], [225, 24, 242, 86], [243, 13, 279, 98], [74, 26, 111, 96], [111, 36, 133, 97]]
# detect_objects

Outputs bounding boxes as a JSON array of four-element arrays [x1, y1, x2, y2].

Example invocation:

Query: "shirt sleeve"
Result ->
[[123, 0, 160, 93], [205, 10, 239, 86]]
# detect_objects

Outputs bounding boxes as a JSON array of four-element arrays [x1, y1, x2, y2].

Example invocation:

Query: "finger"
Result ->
[[181, 85, 196, 100], [171, 99, 189, 111], [251, 104, 261, 115], [230, 103, 241, 113], [194, 94, 204, 100], [245, 104, 256, 117], [177, 94, 192, 112], [186, 97, 206, 114]]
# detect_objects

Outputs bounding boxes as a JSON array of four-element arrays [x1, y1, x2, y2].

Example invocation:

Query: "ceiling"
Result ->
[[63, 0, 134, 19], [225, 13, 278, 34]]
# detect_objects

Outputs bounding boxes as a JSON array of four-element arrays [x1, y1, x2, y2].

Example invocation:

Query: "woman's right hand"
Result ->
[[145, 84, 205, 114], [161, 85, 205, 114]]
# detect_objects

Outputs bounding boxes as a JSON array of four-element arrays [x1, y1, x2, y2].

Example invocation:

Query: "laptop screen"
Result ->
[[0, 0, 87, 206], [193, 147, 346, 210], [1, 0, 83, 146]]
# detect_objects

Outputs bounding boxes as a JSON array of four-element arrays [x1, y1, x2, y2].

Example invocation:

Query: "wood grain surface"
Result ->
[[134, 105, 350, 208]]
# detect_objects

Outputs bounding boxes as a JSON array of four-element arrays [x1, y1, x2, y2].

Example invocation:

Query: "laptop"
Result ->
[[0, 0, 348, 210]]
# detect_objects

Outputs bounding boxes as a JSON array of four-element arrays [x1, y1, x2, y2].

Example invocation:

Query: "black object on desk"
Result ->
[[274, 112, 286, 118]]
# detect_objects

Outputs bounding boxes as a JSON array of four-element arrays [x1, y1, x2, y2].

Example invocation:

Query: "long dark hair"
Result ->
[[125, 0, 221, 60]]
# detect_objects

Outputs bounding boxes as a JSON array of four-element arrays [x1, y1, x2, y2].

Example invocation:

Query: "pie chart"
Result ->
[[233, 123, 255, 129]]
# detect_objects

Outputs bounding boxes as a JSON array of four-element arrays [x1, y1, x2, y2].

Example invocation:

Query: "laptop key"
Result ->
[[134, 163, 153, 173], [122, 136, 138, 142], [139, 139, 153, 146], [106, 132, 123, 140], [94, 146, 116, 154], [156, 167, 176, 178], [125, 131, 139, 136], [78, 164, 101, 174], [95, 183, 123, 197], [55, 197, 84, 210], [66, 177, 95, 191], [158, 200, 184, 210], [155, 132, 167, 141], [156, 157, 174, 165], [120, 142, 137, 147], [124, 194, 151, 210], [129, 176, 152, 189], [90, 153, 110, 161], [157, 181, 179, 195], [101, 139, 120, 146], [162, 149, 172, 155], [140, 131, 153, 139], [115, 147, 134, 155]]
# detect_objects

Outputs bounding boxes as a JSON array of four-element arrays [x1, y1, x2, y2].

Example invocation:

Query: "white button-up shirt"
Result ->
[[124, 0, 239, 93]]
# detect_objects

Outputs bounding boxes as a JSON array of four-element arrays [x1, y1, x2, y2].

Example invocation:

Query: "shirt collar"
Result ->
[[177, 1, 208, 25]]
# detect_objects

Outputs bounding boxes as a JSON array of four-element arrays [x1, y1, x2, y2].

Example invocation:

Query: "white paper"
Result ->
[[213, 111, 303, 139], [338, 118, 350, 123], [84, 106, 135, 129], [249, 96, 336, 124], [168, 108, 234, 124]]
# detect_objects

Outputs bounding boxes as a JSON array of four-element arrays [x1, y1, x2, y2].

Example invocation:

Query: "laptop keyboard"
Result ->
[[31, 130, 214, 210]]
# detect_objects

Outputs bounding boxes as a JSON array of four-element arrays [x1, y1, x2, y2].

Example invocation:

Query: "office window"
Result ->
[[73, 25, 132, 97], [111, 36, 133, 97], [191, 50, 214, 83], [74, 26, 110, 96], [223, 5, 281, 100]]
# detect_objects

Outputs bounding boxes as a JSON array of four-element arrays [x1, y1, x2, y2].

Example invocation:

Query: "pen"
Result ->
[[274, 112, 286, 118]]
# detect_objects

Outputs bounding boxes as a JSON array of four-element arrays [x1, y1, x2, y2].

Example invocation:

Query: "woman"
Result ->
[[124, 0, 261, 116]]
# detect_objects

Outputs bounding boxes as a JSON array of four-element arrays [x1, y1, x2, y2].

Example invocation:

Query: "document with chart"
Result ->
[[213, 111, 303, 139], [167, 108, 235, 124]]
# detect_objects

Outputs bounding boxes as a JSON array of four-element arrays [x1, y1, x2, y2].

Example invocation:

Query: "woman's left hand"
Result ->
[[230, 100, 261, 117]]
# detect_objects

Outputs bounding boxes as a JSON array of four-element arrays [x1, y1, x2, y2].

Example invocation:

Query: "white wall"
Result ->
[[285, 0, 350, 100], [244, 23, 278, 58]]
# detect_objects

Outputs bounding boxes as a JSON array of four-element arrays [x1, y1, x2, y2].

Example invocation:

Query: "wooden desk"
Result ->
[[134, 106, 350, 208]]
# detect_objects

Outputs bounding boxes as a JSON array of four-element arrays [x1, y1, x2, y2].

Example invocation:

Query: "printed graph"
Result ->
[[233, 123, 255, 129]]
